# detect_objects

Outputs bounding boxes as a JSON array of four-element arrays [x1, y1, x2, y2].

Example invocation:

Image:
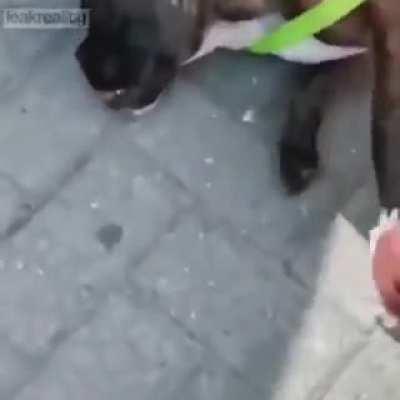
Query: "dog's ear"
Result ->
[[75, 37, 90, 69]]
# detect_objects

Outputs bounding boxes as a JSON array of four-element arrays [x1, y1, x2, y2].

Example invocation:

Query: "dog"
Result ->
[[75, 0, 400, 214]]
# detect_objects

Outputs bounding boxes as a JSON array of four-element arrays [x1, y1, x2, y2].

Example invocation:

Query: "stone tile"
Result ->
[[0, 134, 189, 365], [0, 38, 109, 198], [0, 0, 83, 95], [14, 295, 204, 400], [271, 215, 379, 400], [271, 298, 369, 400], [133, 213, 376, 399], [283, 215, 380, 330], [132, 213, 344, 392], [174, 364, 265, 400], [323, 332, 400, 400]]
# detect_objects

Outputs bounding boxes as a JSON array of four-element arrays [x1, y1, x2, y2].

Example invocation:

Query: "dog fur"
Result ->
[[75, 0, 400, 211]]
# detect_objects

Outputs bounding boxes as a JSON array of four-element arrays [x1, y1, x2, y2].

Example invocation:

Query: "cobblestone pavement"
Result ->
[[0, 2, 398, 399]]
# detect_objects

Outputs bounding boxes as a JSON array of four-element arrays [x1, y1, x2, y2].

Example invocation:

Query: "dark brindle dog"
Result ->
[[76, 0, 400, 213]]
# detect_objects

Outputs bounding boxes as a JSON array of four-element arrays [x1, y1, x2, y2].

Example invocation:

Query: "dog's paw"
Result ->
[[279, 141, 319, 195]]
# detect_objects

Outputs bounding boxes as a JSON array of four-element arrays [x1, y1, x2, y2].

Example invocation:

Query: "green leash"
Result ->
[[249, 0, 367, 55]]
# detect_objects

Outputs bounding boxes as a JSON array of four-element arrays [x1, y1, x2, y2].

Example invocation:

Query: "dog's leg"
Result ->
[[279, 67, 331, 194], [369, 2, 400, 210]]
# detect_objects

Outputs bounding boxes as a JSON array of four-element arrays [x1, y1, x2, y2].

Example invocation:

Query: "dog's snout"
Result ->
[[97, 89, 126, 104], [96, 88, 160, 115]]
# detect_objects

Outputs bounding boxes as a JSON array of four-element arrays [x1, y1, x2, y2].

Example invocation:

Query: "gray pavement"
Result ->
[[0, 2, 398, 399]]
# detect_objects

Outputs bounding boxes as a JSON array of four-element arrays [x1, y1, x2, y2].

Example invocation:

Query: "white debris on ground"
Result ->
[[0, 1, 398, 399], [242, 109, 256, 123]]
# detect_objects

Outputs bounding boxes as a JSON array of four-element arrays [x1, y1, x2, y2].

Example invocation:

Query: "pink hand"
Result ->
[[373, 224, 400, 318]]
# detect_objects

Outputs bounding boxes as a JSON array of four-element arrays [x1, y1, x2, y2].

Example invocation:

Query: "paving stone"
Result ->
[[323, 331, 400, 400], [132, 213, 372, 397], [0, 37, 109, 199], [14, 295, 204, 400], [0, 133, 189, 396], [0, 0, 82, 95], [132, 213, 304, 389]]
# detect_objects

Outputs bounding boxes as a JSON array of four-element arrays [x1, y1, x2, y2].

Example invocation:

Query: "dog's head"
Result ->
[[76, 0, 206, 111]]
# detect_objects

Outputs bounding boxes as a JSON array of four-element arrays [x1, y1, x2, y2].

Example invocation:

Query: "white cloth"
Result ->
[[184, 13, 366, 65]]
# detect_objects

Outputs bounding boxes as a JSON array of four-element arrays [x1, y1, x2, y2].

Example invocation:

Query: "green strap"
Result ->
[[249, 0, 367, 55]]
